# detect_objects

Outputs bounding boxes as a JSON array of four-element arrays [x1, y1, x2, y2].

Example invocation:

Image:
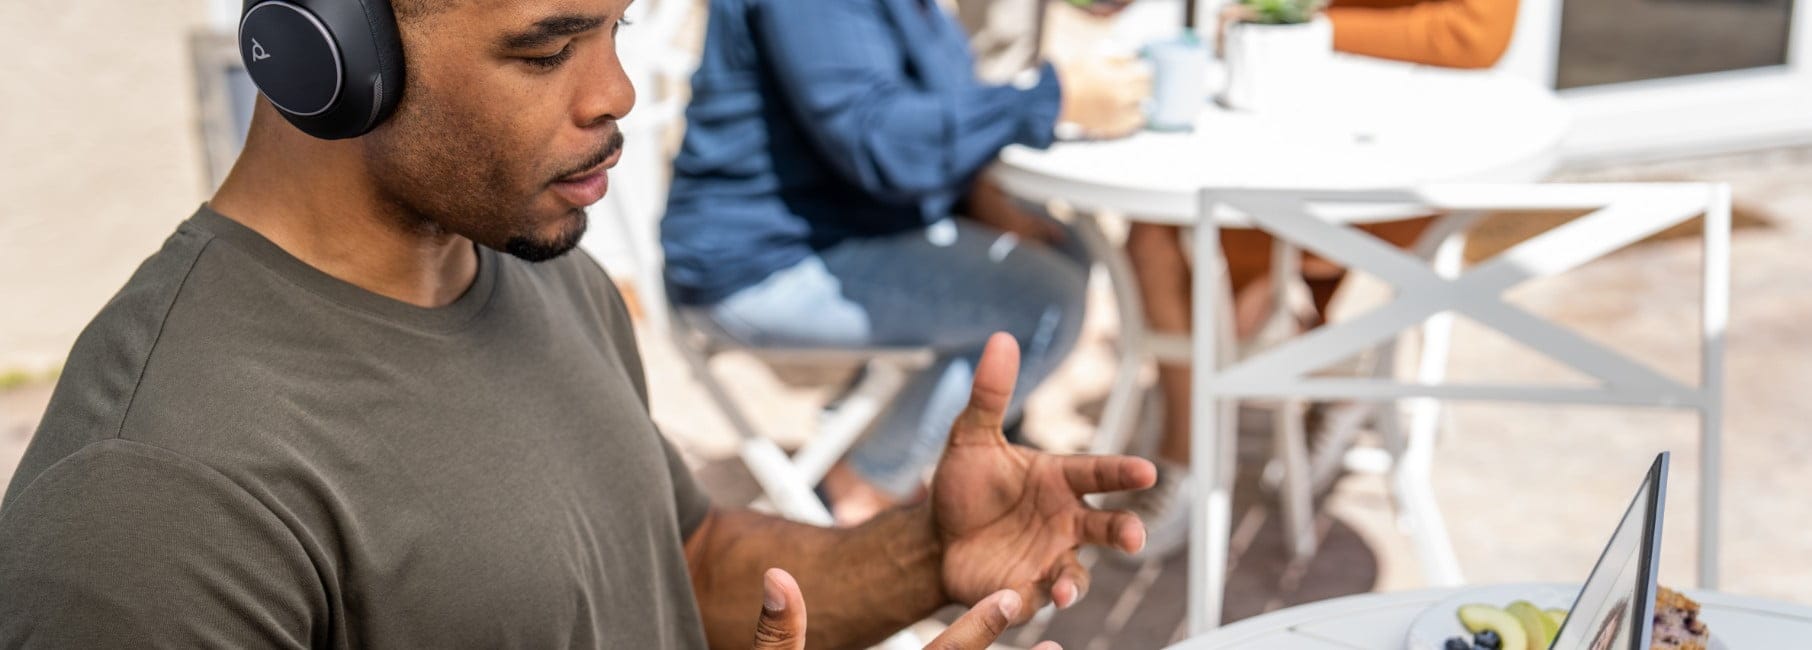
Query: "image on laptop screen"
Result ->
[[1551, 452, 1670, 650]]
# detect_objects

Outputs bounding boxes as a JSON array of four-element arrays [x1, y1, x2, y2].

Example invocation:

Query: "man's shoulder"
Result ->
[[5, 212, 274, 503], [26, 218, 221, 437]]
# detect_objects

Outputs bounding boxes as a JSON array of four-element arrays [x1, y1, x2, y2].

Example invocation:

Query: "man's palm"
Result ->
[[932, 334, 1157, 616]]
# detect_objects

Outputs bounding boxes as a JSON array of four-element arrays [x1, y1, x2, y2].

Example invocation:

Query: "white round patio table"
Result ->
[[1165, 585, 1812, 649], [991, 57, 1571, 223], [988, 57, 1574, 632]]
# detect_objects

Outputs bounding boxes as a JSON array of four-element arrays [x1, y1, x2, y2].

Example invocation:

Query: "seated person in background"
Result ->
[[1322, 0, 1520, 69], [663, 0, 1149, 525], [1121, 0, 1521, 555]]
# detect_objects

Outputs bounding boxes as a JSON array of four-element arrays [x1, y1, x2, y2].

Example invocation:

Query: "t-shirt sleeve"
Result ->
[[0, 440, 321, 648], [658, 432, 713, 540]]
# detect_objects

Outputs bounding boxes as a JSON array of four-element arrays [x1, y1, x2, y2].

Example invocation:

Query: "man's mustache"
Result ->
[[553, 130, 626, 182]]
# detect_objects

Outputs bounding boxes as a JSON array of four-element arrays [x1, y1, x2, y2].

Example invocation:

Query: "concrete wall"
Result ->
[[0, 0, 212, 372]]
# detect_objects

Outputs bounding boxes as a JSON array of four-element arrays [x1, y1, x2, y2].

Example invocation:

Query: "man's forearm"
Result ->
[[684, 505, 947, 649]]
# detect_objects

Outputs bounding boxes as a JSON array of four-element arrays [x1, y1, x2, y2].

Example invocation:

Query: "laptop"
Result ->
[[1550, 451, 1670, 650]]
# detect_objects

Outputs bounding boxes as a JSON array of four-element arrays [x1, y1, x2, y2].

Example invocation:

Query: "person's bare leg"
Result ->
[[1125, 224, 1276, 465], [821, 462, 900, 527], [1125, 223, 1193, 465]]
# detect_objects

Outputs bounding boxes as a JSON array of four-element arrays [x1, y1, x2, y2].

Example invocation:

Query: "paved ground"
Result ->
[[3, 146, 1807, 648]]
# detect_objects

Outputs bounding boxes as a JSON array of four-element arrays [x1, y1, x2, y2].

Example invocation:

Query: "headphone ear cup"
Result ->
[[240, 0, 403, 139]]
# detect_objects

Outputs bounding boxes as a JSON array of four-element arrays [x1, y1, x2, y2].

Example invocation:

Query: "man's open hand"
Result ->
[[932, 334, 1158, 619], [751, 568, 1061, 650]]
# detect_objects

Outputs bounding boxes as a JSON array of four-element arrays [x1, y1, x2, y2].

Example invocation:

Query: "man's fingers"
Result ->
[[1050, 553, 1091, 609], [751, 568, 808, 650], [1059, 455, 1157, 495], [1078, 508, 1147, 554], [950, 333, 1020, 446], [926, 590, 1021, 650]]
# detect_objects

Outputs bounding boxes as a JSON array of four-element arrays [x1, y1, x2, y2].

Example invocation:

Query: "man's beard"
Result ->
[[366, 89, 621, 265], [502, 209, 588, 262], [498, 130, 622, 262]]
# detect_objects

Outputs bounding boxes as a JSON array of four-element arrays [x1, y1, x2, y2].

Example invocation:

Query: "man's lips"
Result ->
[[550, 149, 622, 208]]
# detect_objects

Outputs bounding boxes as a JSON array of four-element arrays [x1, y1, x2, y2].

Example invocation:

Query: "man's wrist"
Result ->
[[882, 501, 950, 605], [1013, 62, 1064, 149]]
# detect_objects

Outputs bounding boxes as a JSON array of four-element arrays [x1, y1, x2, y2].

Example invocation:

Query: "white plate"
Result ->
[[1405, 583, 1727, 650]]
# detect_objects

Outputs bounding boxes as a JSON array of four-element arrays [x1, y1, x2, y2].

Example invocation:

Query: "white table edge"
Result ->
[[1163, 585, 1812, 649]]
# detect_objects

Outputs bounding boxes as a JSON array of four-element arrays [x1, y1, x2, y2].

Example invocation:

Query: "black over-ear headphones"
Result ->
[[238, 0, 405, 139]]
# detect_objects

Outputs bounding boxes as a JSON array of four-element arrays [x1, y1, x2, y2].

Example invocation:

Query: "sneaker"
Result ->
[[1103, 459, 1193, 564]]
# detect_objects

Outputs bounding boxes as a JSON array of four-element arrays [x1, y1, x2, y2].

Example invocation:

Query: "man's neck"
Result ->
[[209, 117, 479, 309]]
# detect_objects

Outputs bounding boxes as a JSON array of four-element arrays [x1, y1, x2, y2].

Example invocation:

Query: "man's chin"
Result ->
[[500, 210, 588, 263]]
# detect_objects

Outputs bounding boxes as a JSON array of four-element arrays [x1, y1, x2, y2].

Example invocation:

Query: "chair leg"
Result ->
[[791, 359, 916, 485], [1264, 240, 1317, 560], [740, 437, 834, 527], [1393, 431, 1463, 585], [675, 341, 834, 526], [1274, 398, 1318, 560], [1391, 221, 1471, 587], [1075, 211, 1151, 457], [1307, 401, 1376, 493]]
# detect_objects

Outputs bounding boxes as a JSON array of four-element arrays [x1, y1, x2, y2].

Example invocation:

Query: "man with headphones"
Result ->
[[0, 0, 1154, 647]]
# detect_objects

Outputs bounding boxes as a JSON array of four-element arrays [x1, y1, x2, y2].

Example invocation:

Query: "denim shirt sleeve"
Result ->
[[748, 0, 1063, 218]]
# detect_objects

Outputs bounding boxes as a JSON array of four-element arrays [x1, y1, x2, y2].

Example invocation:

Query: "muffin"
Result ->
[[1651, 587, 1710, 650]]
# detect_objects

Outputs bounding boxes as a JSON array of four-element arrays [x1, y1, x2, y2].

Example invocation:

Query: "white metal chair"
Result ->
[[587, 7, 928, 646], [1181, 183, 1731, 631], [583, 0, 937, 530]]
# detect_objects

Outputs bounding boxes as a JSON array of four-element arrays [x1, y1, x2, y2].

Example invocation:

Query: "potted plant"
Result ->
[[1218, 0, 1333, 113]]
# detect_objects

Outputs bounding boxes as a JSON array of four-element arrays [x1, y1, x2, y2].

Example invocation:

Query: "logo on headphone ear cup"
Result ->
[[239, 0, 404, 140], [241, 2, 342, 117]]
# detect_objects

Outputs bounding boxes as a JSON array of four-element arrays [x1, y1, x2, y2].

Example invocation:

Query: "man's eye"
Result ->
[[614, 17, 633, 35], [522, 42, 575, 69]]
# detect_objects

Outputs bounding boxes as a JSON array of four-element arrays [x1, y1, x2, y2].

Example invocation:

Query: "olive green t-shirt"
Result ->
[[0, 206, 713, 648]]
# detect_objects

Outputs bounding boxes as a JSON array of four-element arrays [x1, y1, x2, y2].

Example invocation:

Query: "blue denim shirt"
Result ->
[[660, 0, 1063, 305]]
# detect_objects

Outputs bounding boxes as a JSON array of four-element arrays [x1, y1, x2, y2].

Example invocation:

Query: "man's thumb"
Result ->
[[926, 590, 1033, 650], [752, 568, 808, 649]]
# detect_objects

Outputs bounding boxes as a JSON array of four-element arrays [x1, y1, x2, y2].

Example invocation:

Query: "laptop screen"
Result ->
[[1550, 453, 1669, 650]]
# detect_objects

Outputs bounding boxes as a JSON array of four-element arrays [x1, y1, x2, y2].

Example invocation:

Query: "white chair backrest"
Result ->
[[579, 0, 700, 330]]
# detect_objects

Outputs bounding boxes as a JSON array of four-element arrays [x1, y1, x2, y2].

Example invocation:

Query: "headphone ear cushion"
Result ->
[[240, 0, 404, 139]]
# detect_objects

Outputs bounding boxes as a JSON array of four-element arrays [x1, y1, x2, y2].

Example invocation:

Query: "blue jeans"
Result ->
[[682, 218, 1090, 497]]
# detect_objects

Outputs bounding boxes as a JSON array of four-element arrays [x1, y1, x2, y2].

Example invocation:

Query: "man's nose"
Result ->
[[577, 47, 636, 127]]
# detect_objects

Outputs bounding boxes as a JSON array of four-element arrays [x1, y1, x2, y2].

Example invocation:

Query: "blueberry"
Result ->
[[1444, 638, 1472, 650], [1475, 629, 1502, 649]]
